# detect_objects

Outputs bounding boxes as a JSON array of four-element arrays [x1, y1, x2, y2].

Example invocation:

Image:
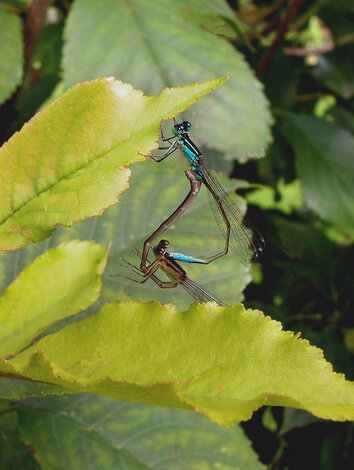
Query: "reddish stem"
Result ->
[[256, 0, 307, 79], [24, 0, 54, 73]]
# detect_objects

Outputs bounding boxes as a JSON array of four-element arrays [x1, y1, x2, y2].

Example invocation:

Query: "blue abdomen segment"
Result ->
[[169, 252, 203, 264], [192, 166, 203, 180]]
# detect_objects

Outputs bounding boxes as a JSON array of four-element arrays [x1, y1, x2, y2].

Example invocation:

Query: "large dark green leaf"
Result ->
[[0, 408, 40, 469], [328, 106, 354, 134], [278, 113, 354, 238], [63, 0, 272, 160], [18, 395, 265, 470]]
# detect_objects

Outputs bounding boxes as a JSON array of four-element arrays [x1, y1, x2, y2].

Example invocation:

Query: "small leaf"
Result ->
[[0, 240, 108, 357], [278, 113, 354, 238], [3, 302, 354, 426], [0, 76, 227, 250], [246, 179, 304, 215], [63, 0, 272, 159], [18, 394, 265, 469], [0, 8, 23, 105]]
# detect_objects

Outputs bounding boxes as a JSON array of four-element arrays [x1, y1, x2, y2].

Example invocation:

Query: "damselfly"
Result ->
[[121, 239, 226, 307], [140, 169, 229, 271], [141, 120, 265, 269]]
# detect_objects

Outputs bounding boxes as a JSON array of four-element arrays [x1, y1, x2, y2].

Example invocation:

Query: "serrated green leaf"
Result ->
[[63, 0, 272, 160], [0, 240, 108, 357], [18, 394, 265, 470], [0, 76, 227, 250], [0, 8, 23, 105], [278, 113, 354, 238], [2, 302, 353, 426]]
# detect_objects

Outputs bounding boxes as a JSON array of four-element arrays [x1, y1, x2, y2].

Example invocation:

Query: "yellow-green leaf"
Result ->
[[0, 240, 107, 357], [0, 76, 228, 250], [2, 301, 353, 426]]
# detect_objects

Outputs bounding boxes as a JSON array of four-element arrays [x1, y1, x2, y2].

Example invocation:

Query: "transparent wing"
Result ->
[[181, 276, 227, 306], [198, 161, 265, 266]]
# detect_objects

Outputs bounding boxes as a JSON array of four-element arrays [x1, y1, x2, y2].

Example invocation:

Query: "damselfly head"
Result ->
[[154, 239, 169, 255], [173, 121, 192, 136]]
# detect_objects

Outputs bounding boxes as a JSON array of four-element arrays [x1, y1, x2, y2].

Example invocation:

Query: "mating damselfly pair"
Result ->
[[113, 119, 265, 306]]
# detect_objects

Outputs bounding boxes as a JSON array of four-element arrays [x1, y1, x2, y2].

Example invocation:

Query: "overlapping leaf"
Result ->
[[2, 301, 353, 426], [63, 0, 272, 159], [0, 409, 40, 470], [0, 76, 227, 250], [0, 240, 108, 358], [18, 395, 265, 469], [278, 113, 354, 238]]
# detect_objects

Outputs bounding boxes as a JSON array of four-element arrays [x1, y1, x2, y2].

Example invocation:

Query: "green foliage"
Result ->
[[16, 22, 63, 117], [0, 76, 227, 250], [246, 179, 304, 215], [62, 0, 272, 159], [0, 0, 353, 468], [0, 7, 23, 105], [0, 240, 107, 357], [0, 409, 40, 469], [278, 113, 354, 238], [11, 394, 264, 470], [1, 261, 353, 425], [312, 46, 354, 99], [0, 159, 251, 311]]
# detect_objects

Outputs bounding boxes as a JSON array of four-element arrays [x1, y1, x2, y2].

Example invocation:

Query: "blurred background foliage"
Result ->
[[0, 0, 353, 468]]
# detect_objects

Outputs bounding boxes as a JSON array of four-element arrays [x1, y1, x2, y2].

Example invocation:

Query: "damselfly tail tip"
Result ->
[[251, 234, 266, 262]]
